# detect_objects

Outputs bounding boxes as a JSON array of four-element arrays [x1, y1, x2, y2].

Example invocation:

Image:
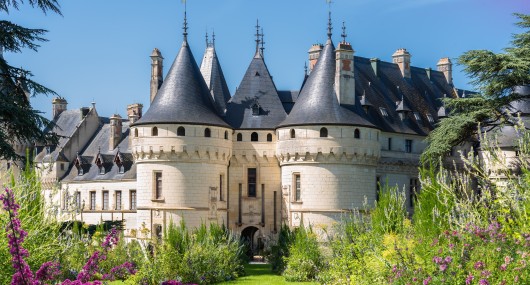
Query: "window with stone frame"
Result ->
[[405, 139, 413, 153], [219, 175, 224, 201], [294, 173, 301, 202], [102, 191, 109, 210], [130, 190, 137, 210], [320, 127, 328, 137], [75, 191, 81, 211], [251, 132, 259, 141], [115, 191, 122, 210], [248, 168, 257, 197], [154, 171, 163, 200], [90, 191, 96, 210]]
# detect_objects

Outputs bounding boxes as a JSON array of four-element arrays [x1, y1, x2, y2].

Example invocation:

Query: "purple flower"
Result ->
[[432, 256, 442, 264], [35, 261, 61, 283], [465, 273, 474, 285], [444, 256, 453, 263], [423, 276, 432, 285], [479, 279, 489, 285], [474, 261, 485, 270], [439, 264, 447, 272]]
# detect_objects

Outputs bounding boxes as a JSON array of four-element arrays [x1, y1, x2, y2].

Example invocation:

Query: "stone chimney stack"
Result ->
[[308, 44, 324, 72], [437, 57, 453, 85], [109, 114, 122, 150], [392, 48, 411, 78], [127, 103, 143, 124], [150, 48, 164, 103], [52, 97, 67, 118], [335, 41, 355, 105]]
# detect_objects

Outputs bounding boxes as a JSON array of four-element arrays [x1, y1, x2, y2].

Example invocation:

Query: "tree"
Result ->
[[0, 0, 61, 162], [421, 13, 530, 165]]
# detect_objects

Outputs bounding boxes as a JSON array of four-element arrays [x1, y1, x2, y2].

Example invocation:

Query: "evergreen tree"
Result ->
[[422, 13, 530, 165], [0, 0, 61, 162]]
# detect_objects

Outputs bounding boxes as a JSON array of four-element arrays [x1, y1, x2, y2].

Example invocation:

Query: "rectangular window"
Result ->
[[90, 191, 96, 210], [388, 137, 392, 151], [248, 168, 256, 197], [102, 191, 109, 210], [60, 163, 65, 171], [405, 139, 413, 153], [130, 190, 137, 210], [115, 191, 122, 210], [62, 192, 69, 210], [219, 175, 224, 201], [154, 171, 163, 199], [413, 112, 422, 122], [294, 174, 301, 202], [75, 191, 81, 211]]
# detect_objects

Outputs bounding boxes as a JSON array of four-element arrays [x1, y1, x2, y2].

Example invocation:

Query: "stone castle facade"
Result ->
[[1, 15, 479, 247]]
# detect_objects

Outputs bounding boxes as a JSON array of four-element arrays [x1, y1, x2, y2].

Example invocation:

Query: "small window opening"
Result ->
[[237, 133, 242, 141], [354, 129, 360, 139], [204, 128, 211, 137], [251, 132, 259, 142], [267, 133, 272, 142], [134, 128, 138, 137], [290, 129, 296, 139], [224, 131, 228, 140], [177, 126, 185, 136], [320, 127, 328, 137], [152, 126, 158, 136]]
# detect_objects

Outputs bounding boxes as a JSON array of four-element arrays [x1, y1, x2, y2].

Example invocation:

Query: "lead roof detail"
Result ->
[[133, 39, 230, 128], [225, 51, 287, 129], [278, 38, 375, 128]]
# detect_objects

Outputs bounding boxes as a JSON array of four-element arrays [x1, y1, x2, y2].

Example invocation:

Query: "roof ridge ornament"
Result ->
[[341, 21, 347, 43], [260, 28, 265, 57], [327, 11, 333, 39], [212, 29, 215, 47], [255, 19, 261, 56], [182, 2, 189, 43]]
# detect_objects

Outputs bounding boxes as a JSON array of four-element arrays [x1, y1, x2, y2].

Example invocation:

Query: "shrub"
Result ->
[[266, 224, 294, 274], [371, 183, 407, 235], [283, 225, 324, 282]]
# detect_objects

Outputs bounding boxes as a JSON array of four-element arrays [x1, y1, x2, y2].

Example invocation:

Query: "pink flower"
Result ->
[[474, 261, 485, 270], [465, 273, 474, 285]]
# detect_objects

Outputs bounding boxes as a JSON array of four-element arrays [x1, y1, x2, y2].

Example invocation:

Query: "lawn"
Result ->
[[217, 263, 319, 285], [109, 263, 319, 285]]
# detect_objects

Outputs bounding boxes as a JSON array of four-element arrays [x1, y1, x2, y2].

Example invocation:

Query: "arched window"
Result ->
[[134, 128, 138, 137], [177, 126, 185, 136], [267, 133, 272, 142], [290, 129, 296, 139], [354, 128, 360, 139], [251, 132, 258, 142], [320, 127, 328, 137], [152, 126, 158, 136], [237, 133, 242, 141], [204, 128, 211, 137], [224, 131, 228, 140]]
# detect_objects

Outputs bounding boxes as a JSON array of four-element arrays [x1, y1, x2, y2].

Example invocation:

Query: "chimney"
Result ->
[[52, 97, 67, 118], [308, 44, 323, 72], [150, 48, 164, 103], [370, 58, 379, 77], [335, 41, 355, 105], [392, 48, 411, 78], [437, 57, 452, 85], [127, 103, 143, 124], [109, 114, 122, 150]]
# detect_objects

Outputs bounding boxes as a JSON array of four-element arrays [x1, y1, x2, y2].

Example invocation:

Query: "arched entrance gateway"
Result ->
[[241, 226, 264, 259]]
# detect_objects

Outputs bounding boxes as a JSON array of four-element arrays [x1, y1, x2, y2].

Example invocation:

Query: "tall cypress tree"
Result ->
[[422, 13, 530, 165], [0, 0, 61, 162]]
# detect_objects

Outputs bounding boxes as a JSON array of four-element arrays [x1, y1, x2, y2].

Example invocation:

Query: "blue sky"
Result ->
[[4, 0, 529, 118]]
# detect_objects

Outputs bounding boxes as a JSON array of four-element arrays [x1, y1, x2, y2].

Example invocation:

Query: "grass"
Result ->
[[217, 263, 319, 285], [108, 263, 319, 285]]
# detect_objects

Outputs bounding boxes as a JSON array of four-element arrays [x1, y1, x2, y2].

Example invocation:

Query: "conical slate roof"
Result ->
[[133, 41, 230, 128], [278, 38, 374, 128], [200, 44, 231, 116], [225, 52, 287, 129]]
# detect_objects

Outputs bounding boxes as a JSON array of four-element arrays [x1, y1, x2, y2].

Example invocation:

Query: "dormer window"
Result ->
[[427, 114, 435, 123], [118, 165, 125, 174], [251, 101, 260, 116], [114, 151, 126, 174], [74, 155, 84, 176], [380, 107, 389, 117], [95, 155, 105, 175], [413, 112, 422, 122], [78, 168, 84, 176]]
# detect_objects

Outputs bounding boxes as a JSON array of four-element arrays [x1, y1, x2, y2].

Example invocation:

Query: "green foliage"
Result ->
[[267, 224, 294, 274], [130, 221, 246, 285], [283, 225, 324, 282], [0, 0, 60, 161], [422, 13, 530, 164], [371, 184, 407, 235], [0, 165, 69, 284]]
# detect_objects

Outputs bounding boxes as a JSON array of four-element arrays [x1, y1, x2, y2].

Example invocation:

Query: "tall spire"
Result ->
[[260, 28, 265, 56], [212, 29, 215, 47], [255, 19, 261, 55], [182, 7, 189, 42], [327, 11, 333, 39], [341, 21, 347, 43]]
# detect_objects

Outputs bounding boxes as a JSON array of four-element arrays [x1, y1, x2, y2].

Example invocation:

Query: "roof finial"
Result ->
[[255, 19, 261, 54], [304, 61, 308, 76], [182, 2, 188, 42], [327, 11, 332, 39], [212, 29, 215, 47], [260, 28, 265, 56], [205, 30, 209, 47], [341, 21, 347, 43]]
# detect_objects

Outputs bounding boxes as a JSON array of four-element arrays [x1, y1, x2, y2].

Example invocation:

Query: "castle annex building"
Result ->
[[12, 15, 474, 245]]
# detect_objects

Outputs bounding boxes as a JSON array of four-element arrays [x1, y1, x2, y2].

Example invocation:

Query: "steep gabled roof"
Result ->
[[278, 38, 374, 128], [133, 41, 230, 128], [200, 44, 231, 116], [225, 53, 287, 129]]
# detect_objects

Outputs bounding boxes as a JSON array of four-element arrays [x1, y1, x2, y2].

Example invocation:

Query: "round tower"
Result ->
[[276, 24, 380, 229], [131, 19, 232, 238]]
